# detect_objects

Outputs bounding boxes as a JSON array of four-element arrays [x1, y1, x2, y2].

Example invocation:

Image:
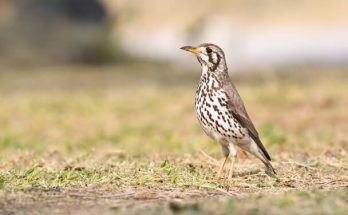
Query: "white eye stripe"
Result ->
[[208, 52, 218, 64], [212, 53, 218, 63]]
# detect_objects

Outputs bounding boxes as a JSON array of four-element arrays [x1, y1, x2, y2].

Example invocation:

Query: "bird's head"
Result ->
[[181, 43, 227, 72]]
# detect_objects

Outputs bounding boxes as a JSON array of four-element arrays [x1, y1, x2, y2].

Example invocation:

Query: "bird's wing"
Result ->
[[223, 81, 271, 161]]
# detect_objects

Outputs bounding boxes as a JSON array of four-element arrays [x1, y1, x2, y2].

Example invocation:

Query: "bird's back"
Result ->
[[222, 76, 272, 161]]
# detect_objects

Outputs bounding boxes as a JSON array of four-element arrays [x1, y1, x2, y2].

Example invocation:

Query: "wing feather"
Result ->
[[223, 81, 271, 161]]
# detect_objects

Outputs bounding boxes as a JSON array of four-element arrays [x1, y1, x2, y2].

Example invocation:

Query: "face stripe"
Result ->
[[188, 44, 225, 72], [209, 53, 221, 71], [208, 52, 213, 63]]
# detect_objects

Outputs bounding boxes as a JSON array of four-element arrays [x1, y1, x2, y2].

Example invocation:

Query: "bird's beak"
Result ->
[[180, 46, 202, 55]]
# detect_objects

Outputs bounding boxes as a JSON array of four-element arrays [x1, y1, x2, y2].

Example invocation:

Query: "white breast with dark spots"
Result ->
[[195, 71, 249, 145]]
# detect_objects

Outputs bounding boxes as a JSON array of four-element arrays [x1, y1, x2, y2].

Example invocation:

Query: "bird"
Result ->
[[181, 43, 276, 179]]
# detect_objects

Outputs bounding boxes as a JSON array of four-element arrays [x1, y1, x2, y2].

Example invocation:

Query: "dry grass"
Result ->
[[0, 64, 347, 214]]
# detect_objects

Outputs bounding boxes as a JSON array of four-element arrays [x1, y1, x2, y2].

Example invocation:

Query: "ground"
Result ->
[[0, 64, 347, 214]]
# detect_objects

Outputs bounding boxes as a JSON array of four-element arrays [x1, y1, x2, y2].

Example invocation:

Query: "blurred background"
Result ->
[[1, 0, 348, 69], [1, 2, 348, 213], [0, 0, 348, 158]]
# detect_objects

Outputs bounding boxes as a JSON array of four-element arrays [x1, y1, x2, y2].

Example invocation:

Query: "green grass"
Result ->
[[0, 65, 347, 214]]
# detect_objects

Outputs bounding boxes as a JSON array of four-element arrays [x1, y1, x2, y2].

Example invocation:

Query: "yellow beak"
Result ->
[[180, 46, 202, 55]]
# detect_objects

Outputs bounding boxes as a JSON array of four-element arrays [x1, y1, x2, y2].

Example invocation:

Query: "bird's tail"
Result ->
[[262, 159, 276, 176], [244, 141, 277, 176], [255, 147, 276, 176]]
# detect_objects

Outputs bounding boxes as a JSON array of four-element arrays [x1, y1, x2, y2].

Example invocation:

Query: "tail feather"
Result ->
[[263, 160, 276, 176], [257, 147, 276, 176], [244, 140, 276, 176]]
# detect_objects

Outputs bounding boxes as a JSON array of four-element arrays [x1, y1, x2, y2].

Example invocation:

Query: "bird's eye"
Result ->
[[206, 47, 212, 54]]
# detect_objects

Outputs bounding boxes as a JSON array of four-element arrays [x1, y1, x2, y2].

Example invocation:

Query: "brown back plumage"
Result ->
[[222, 78, 272, 161]]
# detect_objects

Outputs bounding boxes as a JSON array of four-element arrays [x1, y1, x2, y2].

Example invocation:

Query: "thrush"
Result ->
[[181, 43, 276, 179]]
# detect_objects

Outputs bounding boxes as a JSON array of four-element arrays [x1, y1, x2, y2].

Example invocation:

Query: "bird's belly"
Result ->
[[195, 93, 249, 145]]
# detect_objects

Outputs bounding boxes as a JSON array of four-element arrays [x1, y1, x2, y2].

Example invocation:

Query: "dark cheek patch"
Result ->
[[216, 54, 221, 65], [208, 52, 213, 64]]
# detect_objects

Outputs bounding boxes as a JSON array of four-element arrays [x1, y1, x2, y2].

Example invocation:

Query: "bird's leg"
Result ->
[[227, 143, 237, 180], [216, 156, 228, 179], [227, 156, 236, 180]]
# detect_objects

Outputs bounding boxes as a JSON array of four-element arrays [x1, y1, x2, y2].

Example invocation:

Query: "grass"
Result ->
[[0, 64, 347, 214]]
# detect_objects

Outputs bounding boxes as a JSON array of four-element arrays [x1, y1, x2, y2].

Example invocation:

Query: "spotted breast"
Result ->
[[195, 69, 249, 147]]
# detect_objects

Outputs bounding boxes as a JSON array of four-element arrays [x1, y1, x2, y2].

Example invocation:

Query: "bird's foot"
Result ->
[[216, 156, 228, 179]]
